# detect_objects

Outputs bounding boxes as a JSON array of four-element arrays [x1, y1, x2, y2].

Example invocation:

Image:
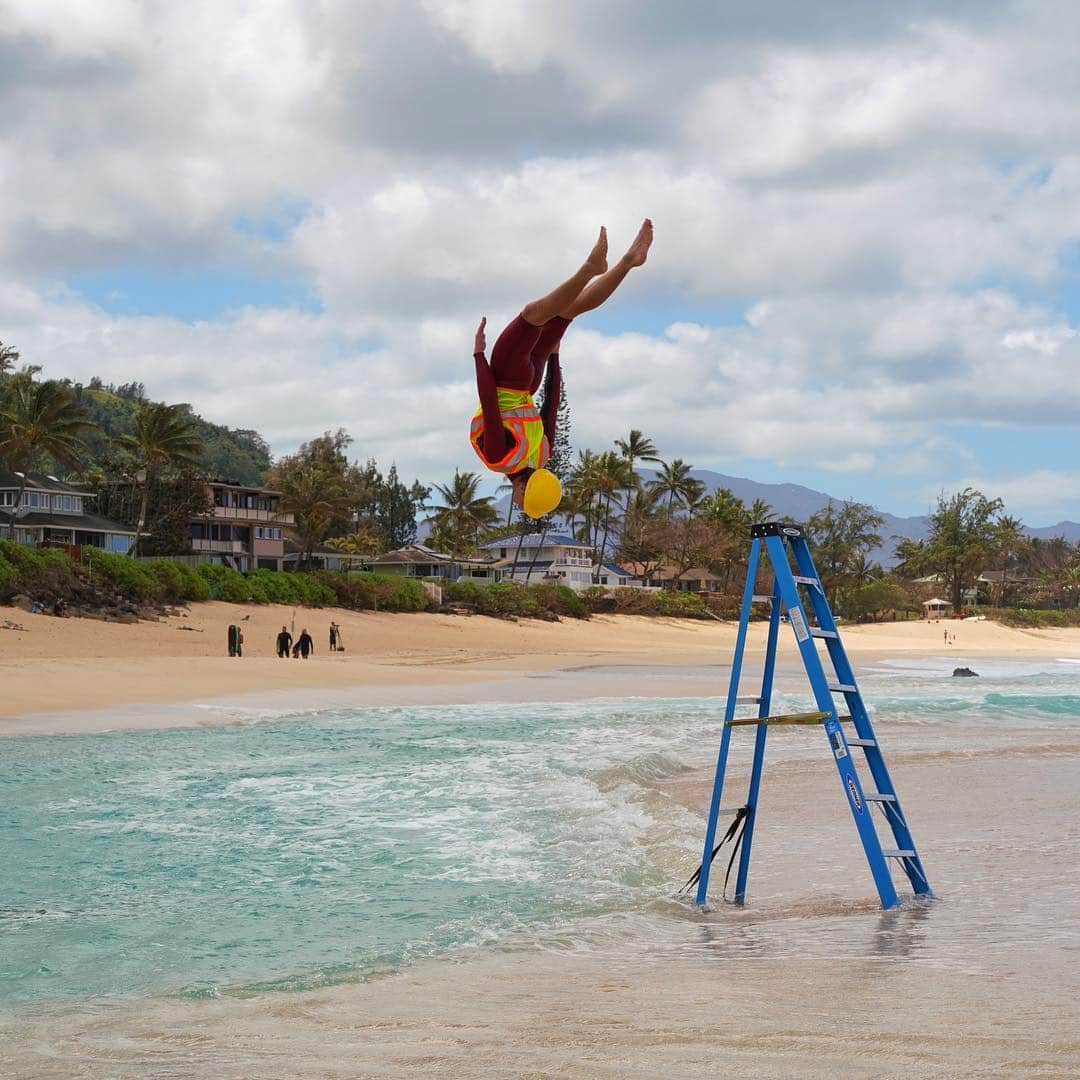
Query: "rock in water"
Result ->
[[952, 666, 979, 677]]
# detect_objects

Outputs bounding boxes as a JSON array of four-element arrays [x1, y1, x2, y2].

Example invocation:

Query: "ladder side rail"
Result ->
[[765, 535, 901, 909], [788, 540, 878, 742], [695, 538, 763, 907], [732, 573, 783, 903], [790, 539, 933, 897]]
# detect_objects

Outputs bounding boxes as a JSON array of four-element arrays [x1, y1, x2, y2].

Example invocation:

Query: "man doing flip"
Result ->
[[470, 220, 653, 517]]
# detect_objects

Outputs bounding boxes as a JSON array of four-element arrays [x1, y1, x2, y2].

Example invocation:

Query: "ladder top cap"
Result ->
[[751, 521, 805, 539]]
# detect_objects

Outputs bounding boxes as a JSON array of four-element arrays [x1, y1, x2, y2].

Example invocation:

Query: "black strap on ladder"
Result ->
[[679, 805, 749, 900]]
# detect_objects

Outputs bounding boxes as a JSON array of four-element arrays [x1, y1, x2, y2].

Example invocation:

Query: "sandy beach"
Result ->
[[4, 602, 1080, 734]]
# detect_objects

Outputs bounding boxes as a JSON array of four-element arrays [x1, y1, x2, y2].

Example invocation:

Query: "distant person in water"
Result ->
[[295, 628, 314, 659], [276, 625, 293, 658], [470, 220, 653, 518]]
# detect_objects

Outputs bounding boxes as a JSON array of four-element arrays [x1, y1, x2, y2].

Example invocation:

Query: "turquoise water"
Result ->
[[4, 658, 1080, 1008]]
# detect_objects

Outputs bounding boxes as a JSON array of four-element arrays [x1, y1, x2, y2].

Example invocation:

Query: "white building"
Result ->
[[481, 533, 639, 592]]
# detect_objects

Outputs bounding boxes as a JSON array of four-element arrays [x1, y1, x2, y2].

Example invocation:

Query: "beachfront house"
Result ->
[[0, 470, 136, 554], [370, 543, 502, 582], [478, 533, 641, 591], [482, 532, 595, 589], [622, 561, 724, 593], [186, 480, 295, 571], [281, 540, 369, 572]]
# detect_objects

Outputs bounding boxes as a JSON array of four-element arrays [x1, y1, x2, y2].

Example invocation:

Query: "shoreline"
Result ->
[[4, 600, 1080, 736]]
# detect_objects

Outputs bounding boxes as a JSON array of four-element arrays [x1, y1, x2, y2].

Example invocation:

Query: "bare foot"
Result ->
[[585, 226, 608, 275], [623, 218, 653, 267]]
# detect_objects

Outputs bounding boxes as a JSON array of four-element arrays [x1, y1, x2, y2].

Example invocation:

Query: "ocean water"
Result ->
[[3, 657, 1080, 1076]]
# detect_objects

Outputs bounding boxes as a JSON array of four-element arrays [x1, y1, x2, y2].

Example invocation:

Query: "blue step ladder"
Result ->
[[693, 522, 933, 910]]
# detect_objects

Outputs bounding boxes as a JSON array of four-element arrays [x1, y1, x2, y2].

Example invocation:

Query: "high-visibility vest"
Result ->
[[470, 387, 551, 474]]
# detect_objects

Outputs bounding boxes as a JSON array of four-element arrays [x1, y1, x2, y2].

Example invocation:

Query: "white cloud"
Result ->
[[2, 1, 1080, 518]]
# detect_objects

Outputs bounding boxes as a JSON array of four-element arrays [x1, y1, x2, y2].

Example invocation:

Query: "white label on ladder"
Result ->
[[830, 730, 847, 760], [789, 606, 809, 643]]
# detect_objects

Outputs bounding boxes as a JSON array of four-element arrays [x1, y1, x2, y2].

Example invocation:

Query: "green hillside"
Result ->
[[74, 380, 272, 485]]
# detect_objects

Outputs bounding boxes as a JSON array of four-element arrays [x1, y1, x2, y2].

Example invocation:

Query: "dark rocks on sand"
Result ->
[[952, 667, 979, 677]]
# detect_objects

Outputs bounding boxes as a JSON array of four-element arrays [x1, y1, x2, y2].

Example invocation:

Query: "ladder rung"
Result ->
[[717, 805, 746, 815], [864, 793, 896, 803], [846, 737, 876, 747], [828, 683, 857, 694], [882, 849, 916, 858], [810, 628, 838, 639], [792, 575, 819, 586], [727, 710, 830, 727], [751, 594, 773, 603], [734, 696, 761, 705]]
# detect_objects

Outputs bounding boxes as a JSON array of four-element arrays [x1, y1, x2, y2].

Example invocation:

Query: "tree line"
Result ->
[[6, 339, 1080, 617], [0, 342, 429, 560]]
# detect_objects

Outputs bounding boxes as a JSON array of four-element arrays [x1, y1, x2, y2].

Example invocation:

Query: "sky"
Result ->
[[3, 0, 1080, 523]]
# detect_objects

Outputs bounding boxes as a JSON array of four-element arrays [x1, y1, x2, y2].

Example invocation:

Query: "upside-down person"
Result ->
[[470, 219, 653, 517]]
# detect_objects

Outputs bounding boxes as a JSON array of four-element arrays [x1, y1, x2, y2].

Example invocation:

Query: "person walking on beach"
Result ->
[[329, 621, 339, 652], [295, 628, 314, 659], [276, 625, 293, 658], [470, 220, 653, 518]]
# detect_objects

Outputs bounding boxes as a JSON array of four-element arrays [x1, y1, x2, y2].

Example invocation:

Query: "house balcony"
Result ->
[[192, 538, 247, 554], [210, 506, 294, 524]]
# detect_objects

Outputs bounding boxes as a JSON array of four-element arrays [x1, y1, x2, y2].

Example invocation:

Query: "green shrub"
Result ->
[[85, 548, 161, 600], [443, 579, 589, 620], [649, 589, 709, 619], [988, 606, 1080, 628], [0, 540, 50, 584], [0, 552, 16, 594], [318, 572, 431, 612], [144, 559, 212, 603]]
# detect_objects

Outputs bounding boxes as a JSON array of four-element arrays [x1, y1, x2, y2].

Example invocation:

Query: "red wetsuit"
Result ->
[[473, 315, 568, 466]]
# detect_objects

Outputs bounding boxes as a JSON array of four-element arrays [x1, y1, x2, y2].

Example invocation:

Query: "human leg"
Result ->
[[558, 219, 652, 319], [520, 227, 608, 326]]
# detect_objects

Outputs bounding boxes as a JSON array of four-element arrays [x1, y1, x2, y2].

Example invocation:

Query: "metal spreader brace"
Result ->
[[693, 522, 933, 910]]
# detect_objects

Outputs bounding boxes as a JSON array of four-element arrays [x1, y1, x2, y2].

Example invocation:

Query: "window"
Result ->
[[72, 497, 82, 513], [255, 527, 263, 539], [62, 495, 72, 511]]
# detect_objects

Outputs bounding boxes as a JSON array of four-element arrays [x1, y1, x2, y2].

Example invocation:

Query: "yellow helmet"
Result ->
[[523, 468, 562, 519]]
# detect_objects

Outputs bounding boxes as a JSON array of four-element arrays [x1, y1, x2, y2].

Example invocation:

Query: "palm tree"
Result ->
[[648, 458, 696, 513], [278, 462, 355, 566], [991, 513, 1027, 606], [0, 379, 96, 537], [0, 341, 19, 379], [748, 497, 775, 525], [115, 402, 203, 555], [426, 470, 499, 558], [568, 449, 603, 546], [614, 429, 658, 511], [682, 478, 707, 518], [593, 451, 636, 566]]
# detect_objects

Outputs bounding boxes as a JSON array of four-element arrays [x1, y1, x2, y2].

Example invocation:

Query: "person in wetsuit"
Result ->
[[276, 625, 293, 658], [296, 628, 314, 659]]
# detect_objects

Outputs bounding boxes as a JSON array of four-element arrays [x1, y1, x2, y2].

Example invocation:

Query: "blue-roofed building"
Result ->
[[480, 533, 644, 591], [481, 532, 594, 588], [595, 561, 635, 588]]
